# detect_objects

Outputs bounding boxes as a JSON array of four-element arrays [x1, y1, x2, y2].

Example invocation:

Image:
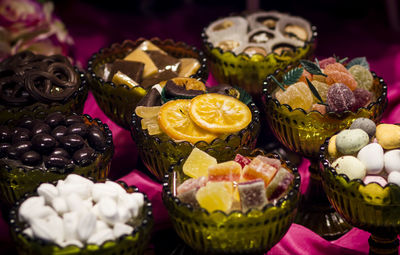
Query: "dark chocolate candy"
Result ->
[[50, 148, 70, 158], [141, 70, 178, 89], [32, 133, 56, 153], [65, 115, 83, 126], [21, 151, 41, 166], [207, 84, 240, 98], [67, 123, 88, 138], [0, 126, 12, 143], [17, 117, 36, 129], [87, 127, 107, 151], [12, 128, 31, 143], [7, 141, 32, 159], [44, 155, 69, 169], [109, 60, 144, 83], [60, 134, 84, 151], [137, 88, 161, 107], [45, 112, 65, 128], [145, 50, 180, 72], [164, 80, 204, 98], [52, 126, 68, 140], [32, 122, 51, 135], [0, 143, 11, 157], [73, 147, 96, 166]]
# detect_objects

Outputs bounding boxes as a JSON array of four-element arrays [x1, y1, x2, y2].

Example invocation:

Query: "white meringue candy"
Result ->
[[113, 222, 133, 238], [64, 174, 94, 188], [31, 218, 58, 243], [98, 197, 118, 225], [87, 228, 114, 246], [20, 205, 56, 224], [22, 227, 34, 238], [105, 181, 126, 196], [51, 197, 69, 215], [95, 220, 110, 232], [117, 204, 132, 223], [48, 215, 64, 244], [77, 211, 97, 242], [92, 183, 118, 202], [18, 196, 45, 222], [66, 193, 86, 213], [63, 211, 79, 241], [58, 182, 91, 200], [37, 183, 59, 204]]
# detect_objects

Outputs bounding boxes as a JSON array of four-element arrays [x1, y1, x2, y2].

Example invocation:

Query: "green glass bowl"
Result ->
[[0, 69, 88, 126], [8, 181, 153, 255], [262, 68, 387, 159], [162, 151, 300, 254], [320, 138, 400, 254], [202, 19, 317, 103], [130, 100, 260, 181], [87, 38, 208, 130], [0, 114, 114, 209]]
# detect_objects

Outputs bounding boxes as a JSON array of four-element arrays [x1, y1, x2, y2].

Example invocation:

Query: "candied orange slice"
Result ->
[[188, 93, 252, 133], [158, 99, 217, 144]]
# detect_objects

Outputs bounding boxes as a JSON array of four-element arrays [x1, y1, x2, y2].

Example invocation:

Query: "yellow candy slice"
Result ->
[[135, 106, 161, 119], [183, 148, 217, 178], [188, 93, 252, 133], [178, 58, 201, 77], [196, 181, 233, 213], [158, 99, 217, 144], [111, 71, 139, 88], [275, 82, 313, 110]]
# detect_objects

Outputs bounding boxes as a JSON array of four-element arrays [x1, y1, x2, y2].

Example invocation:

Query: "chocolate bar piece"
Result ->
[[109, 60, 144, 83], [146, 50, 180, 73], [141, 70, 177, 89]]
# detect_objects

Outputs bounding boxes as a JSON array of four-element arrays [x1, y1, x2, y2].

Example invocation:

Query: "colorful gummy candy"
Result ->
[[175, 149, 294, 213]]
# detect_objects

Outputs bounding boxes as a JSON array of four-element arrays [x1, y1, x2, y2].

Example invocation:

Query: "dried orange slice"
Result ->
[[189, 93, 252, 133], [158, 99, 217, 144]]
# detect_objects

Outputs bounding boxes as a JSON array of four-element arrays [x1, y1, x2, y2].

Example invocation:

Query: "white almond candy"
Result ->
[[22, 228, 34, 238], [56, 180, 65, 188], [37, 183, 59, 204], [388, 171, 400, 186], [98, 197, 118, 225], [92, 183, 118, 202], [87, 228, 114, 246], [117, 193, 141, 217], [65, 174, 94, 188], [48, 215, 64, 243], [66, 193, 86, 213], [384, 150, 400, 173], [105, 181, 126, 196], [91, 203, 100, 217], [19, 196, 45, 221], [117, 205, 132, 223], [95, 220, 110, 232], [31, 218, 57, 242], [77, 211, 97, 241], [332, 156, 366, 180], [60, 239, 83, 248], [83, 198, 94, 211], [20, 205, 56, 224], [357, 143, 384, 174], [51, 197, 69, 215], [58, 183, 91, 200], [130, 193, 144, 209], [113, 222, 133, 238], [63, 211, 79, 240]]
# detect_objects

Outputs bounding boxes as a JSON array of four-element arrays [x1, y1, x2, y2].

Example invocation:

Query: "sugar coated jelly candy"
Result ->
[[183, 148, 217, 178], [242, 155, 278, 187], [234, 154, 251, 168], [326, 83, 355, 113], [352, 88, 372, 111], [319, 57, 337, 69], [274, 82, 313, 110], [208, 161, 242, 182], [298, 69, 312, 84], [266, 167, 294, 200], [238, 179, 268, 211], [348, 65, 373, 90], [324, 63, 357, 91], [196, 181, 233, 213], [311, 103, 326, 114], [311, 80, 329, 102], [177, 176, 207, 195]]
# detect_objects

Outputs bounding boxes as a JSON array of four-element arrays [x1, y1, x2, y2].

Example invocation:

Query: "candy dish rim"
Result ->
[[8, 179, 153, 250], [87, 37, 208, 92], [130, 99, 260, 148], [0, 113, 113, 174], [162, 152, 301, 217], [262, 66, 388, 117], [319, 134, 400, 191], [201, 11, 317, 60]]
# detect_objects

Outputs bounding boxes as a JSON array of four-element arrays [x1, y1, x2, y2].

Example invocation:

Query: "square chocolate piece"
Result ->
[[109, 60, 144, 83]]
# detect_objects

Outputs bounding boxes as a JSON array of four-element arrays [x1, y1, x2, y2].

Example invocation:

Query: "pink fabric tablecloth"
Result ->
[[1, 2, 400, 254]]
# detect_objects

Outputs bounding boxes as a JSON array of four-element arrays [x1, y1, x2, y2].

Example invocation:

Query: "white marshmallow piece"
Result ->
[[64, 174, 94, 188], [18, 196, 45, 222], [22, 228, 34, 238], [20, 205, 56, 224], [66, 193, 86, 213], [31, 218, 57, 243], [58, 183, 91, 200], [357, 143, 384, 174], [105, 181, 126, 196], [37, 183, 59, 204], [77, 211, 97, 242], [51, 197, 69, 215], [95, 220, 110, 232], [48, 215, 64, 244], [117, 205, 132, 224], [388, 171, 400, 186], [117, 193, 140, 218], [98, 197, 118, 226], [384, 150, 400, 173], [92, 183, 118, 202], [113, 222, 133, 238], [63, 211, 79, 241], [130, 193, 144, 209], [87, 228, 114, 246]]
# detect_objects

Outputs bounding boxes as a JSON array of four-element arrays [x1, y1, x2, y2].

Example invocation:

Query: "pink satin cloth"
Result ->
[[1, 2, 400, 254]]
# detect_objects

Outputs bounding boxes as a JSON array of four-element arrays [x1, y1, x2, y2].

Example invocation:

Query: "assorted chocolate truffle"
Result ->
[[100, 40, 201, 89], [0, 113, 110, 172], [205, 11, 312, 56], [0, 51, 80, 107]]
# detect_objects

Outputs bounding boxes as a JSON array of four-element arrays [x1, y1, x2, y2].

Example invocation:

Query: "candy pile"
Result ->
[[205, 11, 312, 56], [327, 118, 400, 186], [134, 78, 252, 144], [17, 174, 144, 247], [100, 40, 200, 89], [0, 113, 108, 171], [176, 148, 294, 213], [273, 57, 375, 113]]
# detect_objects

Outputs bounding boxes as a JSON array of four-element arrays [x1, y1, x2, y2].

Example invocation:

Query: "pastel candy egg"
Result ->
[[388, 171, 400, 186], [349, 118, 376, 137], [332, 156, 366, 180], [384, 149, 400, 173], [336, 129, 369, 155], [328, 135, 338, 158], [376, 124, 400, 149], [363, 175, 387, 186], [357, 143, 384, 174]]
